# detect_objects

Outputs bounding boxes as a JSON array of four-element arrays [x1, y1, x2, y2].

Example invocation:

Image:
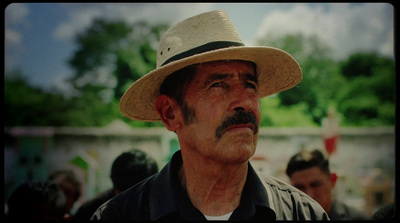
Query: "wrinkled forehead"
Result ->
[[192, 60, 258, 81]]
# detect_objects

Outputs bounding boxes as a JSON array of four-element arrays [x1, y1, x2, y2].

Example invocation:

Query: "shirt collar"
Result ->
[[149, 150, 188, 220], [230, 161, 276, 220], [149, 150, 275, 220], [329, 199, 346, 219]]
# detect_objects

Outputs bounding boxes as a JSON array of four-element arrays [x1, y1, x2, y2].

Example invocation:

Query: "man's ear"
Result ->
[[155, 95, 182, 131], [330, 172, 338, 187]]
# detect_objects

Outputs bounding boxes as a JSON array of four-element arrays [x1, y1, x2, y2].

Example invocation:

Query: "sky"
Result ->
[[4, 3, 395, 95]]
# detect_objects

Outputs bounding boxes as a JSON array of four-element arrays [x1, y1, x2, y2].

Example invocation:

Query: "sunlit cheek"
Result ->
[[255, 100, 261, 122]]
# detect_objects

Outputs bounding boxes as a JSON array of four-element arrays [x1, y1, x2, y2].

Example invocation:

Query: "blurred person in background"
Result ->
[[286, 149, 369, 220], [371, 202, 396, 220], [73, 149, 158, 220], [49, 169, 82, 218], [6, 180, 68, 221]]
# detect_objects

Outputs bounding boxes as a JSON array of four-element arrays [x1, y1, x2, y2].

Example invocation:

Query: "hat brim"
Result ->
[[119, 46, 302, 121]]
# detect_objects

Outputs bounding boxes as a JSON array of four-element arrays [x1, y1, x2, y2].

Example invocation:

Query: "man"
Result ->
[[92, 10, 328, 221], [286, 149, 369, 220], [371, 203, 396, 220], [73, 149, 158, 220], [7, 180, 68, 221], [49, 169, 82, 218]]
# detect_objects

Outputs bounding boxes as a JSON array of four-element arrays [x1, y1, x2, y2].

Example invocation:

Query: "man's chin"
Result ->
[[219, 127, 258, 142], [218, 133, 257, 154]]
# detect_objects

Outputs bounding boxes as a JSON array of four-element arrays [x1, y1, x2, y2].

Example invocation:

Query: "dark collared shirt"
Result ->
[[91, 151, 328, 221], [329, 199, 369, 220]]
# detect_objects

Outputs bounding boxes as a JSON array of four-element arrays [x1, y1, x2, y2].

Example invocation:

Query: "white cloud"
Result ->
[[255, 3, 394, 59], [53, 6, 103, 41], [5, 3, 30, 70], [5, 3, 29, 47], [5, 27, 21, 49], [103, 3, 214, 24], [5, 3, 29, 25], [53, 3, 215, 41], [51, 72, 79, 97]]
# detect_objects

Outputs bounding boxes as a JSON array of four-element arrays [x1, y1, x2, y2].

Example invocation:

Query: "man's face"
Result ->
[[289, 166, 335, 213], [178, 60, 261, 164]]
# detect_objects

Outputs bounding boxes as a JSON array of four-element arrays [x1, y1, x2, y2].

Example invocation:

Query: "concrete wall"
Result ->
[[4, 121, 395, 215]]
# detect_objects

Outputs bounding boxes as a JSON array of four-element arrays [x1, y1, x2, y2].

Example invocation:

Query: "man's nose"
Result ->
[[228, 83, 252, 112]]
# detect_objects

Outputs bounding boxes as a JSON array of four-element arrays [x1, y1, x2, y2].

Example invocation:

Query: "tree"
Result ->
[[257, 33, 342, 124], [337, 53, 395, 126], [67, 18, 168, 127], [256, 33, 395, 127], [68, 19, 167, 101], [5, 19, 169, 127], [5, 71, 70, 126]]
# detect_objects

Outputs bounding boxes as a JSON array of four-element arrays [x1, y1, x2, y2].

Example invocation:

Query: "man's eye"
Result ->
[[245, 82, 257, 89], [210, 82, 223, 87], [310, 182, 322, 188], [294, 184, 305, 191]]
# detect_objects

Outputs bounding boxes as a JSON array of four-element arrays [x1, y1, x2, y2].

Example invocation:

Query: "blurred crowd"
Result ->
[[4, 148, 395, 221], [4, 149, 158, 221]]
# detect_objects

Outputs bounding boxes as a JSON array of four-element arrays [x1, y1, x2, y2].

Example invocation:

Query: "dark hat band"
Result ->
[[161, 41, 245, 66]]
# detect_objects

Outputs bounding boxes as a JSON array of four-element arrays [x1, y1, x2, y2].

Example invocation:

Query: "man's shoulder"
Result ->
[[91, 175, 156, 221], [256, 172, 329, 220], [109, 175, 156, 207], [74, 189, 115, 220], [332, 199, 369, 220], [257, 172, 310, 198]]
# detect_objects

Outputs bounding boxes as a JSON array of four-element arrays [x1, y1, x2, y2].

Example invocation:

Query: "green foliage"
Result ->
[[5, 72, 70, 126], [341, 52, 394, 79], [336, 54, 395, 126], [69, 19, 133, 76], [257, 33, 395, 127], [66, 18, 168, 127], [260, 97, 317, 127], [5, 19, 395, 128], [263, 33, 343, 124], [68, 19, 167, 100]]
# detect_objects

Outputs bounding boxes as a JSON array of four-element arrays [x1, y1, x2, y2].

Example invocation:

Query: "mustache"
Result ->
[[215, 110, 259, 139]]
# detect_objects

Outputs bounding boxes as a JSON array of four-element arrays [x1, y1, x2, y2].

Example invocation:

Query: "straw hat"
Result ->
[[120, 10, 302, 121]]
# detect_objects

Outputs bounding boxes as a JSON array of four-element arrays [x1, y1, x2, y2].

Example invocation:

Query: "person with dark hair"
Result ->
[[286, 149, 369, 220], [7, 180, 68, 221], [91, 10, 328, 221], [371, 202, 396, 220], [110, 149, 159, 194], [73, 149, 158, 220], [49, 169, 82, 217]]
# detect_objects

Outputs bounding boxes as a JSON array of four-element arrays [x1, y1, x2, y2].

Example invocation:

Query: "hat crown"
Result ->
[[157, 10, 244, 67], [120, 10, 301, 121]]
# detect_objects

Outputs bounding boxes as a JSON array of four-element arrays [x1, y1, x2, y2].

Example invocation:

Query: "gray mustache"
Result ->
[[215, 111, 259, 139]]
